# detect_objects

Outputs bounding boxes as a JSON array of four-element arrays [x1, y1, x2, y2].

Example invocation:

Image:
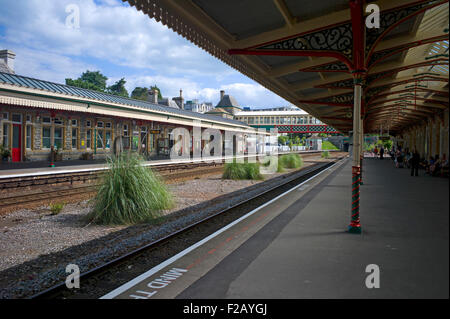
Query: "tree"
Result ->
[[278, 135, 289, 145], [150, 85, 163, 100], [131, 87, 149, 101], [107, 78, 129, 97], [66, 70, 108, 93]]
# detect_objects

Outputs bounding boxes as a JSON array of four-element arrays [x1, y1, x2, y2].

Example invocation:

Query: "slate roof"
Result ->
[[216, 94, 241, 108], [0, 72, 250, 128]]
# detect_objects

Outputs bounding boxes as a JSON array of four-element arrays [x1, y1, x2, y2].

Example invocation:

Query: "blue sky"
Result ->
[[0, 0, 291, 108]]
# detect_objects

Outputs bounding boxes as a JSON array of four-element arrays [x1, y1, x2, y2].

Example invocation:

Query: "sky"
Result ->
[[0, 0, 291, 108]]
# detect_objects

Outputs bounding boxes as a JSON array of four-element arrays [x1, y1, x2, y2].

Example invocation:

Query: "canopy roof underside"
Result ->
[[125, 0, 449, 134]]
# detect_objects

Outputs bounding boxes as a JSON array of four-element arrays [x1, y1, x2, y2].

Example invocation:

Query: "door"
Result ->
[[12, 124, 22, 162]]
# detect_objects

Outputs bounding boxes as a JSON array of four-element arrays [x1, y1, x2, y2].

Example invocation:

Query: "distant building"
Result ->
[[206, 90, 242, 119], [185, 99, 214, 113], [147, 88, 182, 109]]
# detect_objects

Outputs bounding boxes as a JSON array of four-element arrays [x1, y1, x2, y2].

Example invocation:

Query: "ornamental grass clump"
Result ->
[[262, 155, 284, 173], [87, 153, 174, 225], [222, 160, 263, 180], [244, 162, 264, 180], [321, 150, 330, 158], [279, 154, 303, 169]]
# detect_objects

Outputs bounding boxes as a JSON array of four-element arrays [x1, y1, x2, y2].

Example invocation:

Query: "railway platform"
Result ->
[[104, 157, 448, 299]]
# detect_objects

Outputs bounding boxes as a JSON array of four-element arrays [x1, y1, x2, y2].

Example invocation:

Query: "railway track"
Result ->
[[0, 152, 329, 210], [0, 151, 329, 190], [0, 165, 224, 210], [30, 155, 346, 299]]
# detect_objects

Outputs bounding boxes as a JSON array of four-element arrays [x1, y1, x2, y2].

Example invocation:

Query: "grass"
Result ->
[[261, 155, 285, 173], [321, 140, 339, 150], [222, 160, 263, 180], [87, 153, 174, 225], [279, 154, 303, 169], [321, 150, 330, 158], [49, 202, 65, 215]]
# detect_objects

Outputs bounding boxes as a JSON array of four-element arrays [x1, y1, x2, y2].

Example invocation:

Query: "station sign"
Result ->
[[150, 130, 161, 134]]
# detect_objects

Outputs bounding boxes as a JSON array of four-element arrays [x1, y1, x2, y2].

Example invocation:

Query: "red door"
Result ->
[[12, 124, 22, 162]]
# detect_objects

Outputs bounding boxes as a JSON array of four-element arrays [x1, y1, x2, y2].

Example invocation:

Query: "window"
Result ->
[[54, 117, 63, 125], [248, 117, 254, 124], [72, 128, 78, 149], [2, 112, 8, 120], [71, 119, 78, 126], [2, 123, 9, 148], [97, 130, 104, 149], [42, 127, 51, 149], [43, 117, 51, 124], [86, 120, 91, 128], [12, 113, 21, 123], [26, 115, 32, 123], [105, 122, 112, 129], [264, 117, 270, 124], [123, 124, 130, 149], [140, 126, 148, 153], [26, 125, 32, 149], [86, 129, 92, 149], [105, 131, 111, 149], [54, 127, 63, 149], [271, 117, 274, 124], [97, 121, 104, 128]]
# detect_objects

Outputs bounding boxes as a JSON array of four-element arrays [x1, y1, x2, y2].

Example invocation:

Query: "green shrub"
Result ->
[[50, 202, 65, 215], [87, 153, 174, 225], [279, 154, 303, 169], [222, 161, 263, 180], [244, 162, 263, 180], [321, 151, 330, 158]]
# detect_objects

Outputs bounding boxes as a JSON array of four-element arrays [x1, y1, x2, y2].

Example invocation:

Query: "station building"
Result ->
[[0, 52, 257, 163]]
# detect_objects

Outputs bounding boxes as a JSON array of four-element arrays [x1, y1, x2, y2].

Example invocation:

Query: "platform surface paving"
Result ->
[[176, 158, 449, 299]]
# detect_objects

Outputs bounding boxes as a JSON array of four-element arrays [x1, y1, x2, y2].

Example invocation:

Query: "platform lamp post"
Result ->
[[347, 0, 366, 234], [349, 75, 363, 234]]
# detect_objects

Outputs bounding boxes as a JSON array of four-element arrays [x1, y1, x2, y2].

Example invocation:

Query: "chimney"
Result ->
[[220, 90, 225, 100], [0, 50, 15, 74], [173, 88, 185, 109], [148, 88, 159, 104]]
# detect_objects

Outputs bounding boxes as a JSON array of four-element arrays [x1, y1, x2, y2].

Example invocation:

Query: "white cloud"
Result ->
[[0, 0, 290, 108]]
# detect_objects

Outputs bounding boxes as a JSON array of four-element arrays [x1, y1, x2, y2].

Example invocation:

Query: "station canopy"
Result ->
[[125, 0, 449, 135]]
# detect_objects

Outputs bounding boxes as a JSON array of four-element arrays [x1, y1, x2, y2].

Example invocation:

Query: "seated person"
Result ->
[[426, 156, 435, 174]]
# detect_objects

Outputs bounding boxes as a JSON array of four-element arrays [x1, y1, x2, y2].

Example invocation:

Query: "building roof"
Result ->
[[158, 97, 180, 109], [235, 110, 308, 116], [0, 72, 250, 128], [216, 94, 241, 109]]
